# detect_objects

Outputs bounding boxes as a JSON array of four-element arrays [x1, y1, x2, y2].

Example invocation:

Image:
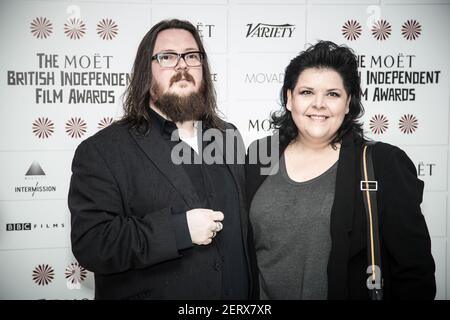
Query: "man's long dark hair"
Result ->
[[120, 19, 223, 133], [272, 40, 365, 149]]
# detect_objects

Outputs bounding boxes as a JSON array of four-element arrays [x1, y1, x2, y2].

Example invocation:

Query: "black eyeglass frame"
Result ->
[[151, 51, 205, 68]]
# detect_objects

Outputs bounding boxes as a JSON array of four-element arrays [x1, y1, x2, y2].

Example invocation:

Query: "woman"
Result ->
[[246, 41, 436, 300]]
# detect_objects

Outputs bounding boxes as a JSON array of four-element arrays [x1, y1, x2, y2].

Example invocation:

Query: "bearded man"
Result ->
[[68, 19, 253, 300]]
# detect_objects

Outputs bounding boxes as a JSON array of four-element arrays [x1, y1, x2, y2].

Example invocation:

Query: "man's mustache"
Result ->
[[170, 71, 195, 86]]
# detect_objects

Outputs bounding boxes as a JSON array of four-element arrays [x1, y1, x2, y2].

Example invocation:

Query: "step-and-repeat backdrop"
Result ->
[[0, 0, 449, 299]]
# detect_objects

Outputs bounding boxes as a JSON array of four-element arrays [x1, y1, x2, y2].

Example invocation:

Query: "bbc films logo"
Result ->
[[6, 223, 31, 231], [6, 222, 65, 231], [246, 23, 295, 38], [14, 161, 56, 197]]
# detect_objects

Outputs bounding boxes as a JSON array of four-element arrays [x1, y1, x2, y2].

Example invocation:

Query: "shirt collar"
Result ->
[[147, 106, 178, 139]]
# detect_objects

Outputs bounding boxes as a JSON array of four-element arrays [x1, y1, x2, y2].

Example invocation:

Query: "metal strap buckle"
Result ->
[[360, 180, 378, 191]]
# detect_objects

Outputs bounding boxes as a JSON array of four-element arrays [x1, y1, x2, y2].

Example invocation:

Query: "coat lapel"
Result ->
[[328, 132, 357, 299], [129, 126, 202, 209]]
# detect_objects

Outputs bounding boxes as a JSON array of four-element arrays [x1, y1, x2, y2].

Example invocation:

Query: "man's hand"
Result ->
[[186, 209, 224, 245]]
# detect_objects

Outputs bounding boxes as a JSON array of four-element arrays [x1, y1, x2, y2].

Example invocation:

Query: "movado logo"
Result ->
[[248, 119, 275, 132], [245, 73, 284, 84], [246, 23, 295, 38]]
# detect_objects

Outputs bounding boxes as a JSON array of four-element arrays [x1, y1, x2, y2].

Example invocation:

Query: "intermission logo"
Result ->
[[246, 23, 295, 38], [14, 161, 57, 196]]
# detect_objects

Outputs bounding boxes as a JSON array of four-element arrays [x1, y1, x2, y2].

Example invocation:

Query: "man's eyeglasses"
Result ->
[[151, 51, 204, 68]]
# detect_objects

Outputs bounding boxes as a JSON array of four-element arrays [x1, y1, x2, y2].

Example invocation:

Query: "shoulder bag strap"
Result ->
[[360, 141, 383, 300]]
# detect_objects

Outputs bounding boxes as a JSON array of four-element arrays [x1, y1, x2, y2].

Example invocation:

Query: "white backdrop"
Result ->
[[0, 0, 449, 300]]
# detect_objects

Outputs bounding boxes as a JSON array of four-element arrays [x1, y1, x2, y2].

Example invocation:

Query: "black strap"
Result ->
[[360, 142, 383, 300]]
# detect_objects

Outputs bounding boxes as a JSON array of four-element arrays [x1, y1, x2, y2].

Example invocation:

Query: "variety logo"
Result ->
[[246, 23, 295, 38]]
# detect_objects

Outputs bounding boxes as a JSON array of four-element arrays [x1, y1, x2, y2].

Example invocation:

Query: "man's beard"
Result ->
[[151, 71, 207, 123]]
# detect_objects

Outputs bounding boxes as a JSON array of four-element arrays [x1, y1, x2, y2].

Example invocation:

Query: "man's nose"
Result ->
[[175, 56, 188, 70]]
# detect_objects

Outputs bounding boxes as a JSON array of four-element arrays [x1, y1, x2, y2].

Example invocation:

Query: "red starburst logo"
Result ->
[[369, 114, 389, 134], [371, 20, 391, 41], [32, 264, 55, 286], [65, 117, 87, 138], [97, 117, 114, 130], [65, 262, 87, 284], [97, 18, 118, 40], [401, 20, 422, 40], [342, 20, 362, 41], [64, 18, 86, 40], [399, 114, 418, 134], [30, 17, 53, 39], [32, 117, 54, 139]]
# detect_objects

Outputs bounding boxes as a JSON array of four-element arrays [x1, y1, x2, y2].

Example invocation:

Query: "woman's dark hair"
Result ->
[[272, 40, 365, 148], [120, 19, 223, 133]]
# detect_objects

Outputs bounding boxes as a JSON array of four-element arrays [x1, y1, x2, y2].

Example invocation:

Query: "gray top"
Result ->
[[249, 154, 337, 300]]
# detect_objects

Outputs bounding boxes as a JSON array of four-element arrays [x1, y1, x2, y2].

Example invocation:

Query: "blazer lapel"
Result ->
[[129, 126, 201, 209], [328, 132, 357, 299]]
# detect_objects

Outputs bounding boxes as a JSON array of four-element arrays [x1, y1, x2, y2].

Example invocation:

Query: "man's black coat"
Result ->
[[68, 121, 252, 299]]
